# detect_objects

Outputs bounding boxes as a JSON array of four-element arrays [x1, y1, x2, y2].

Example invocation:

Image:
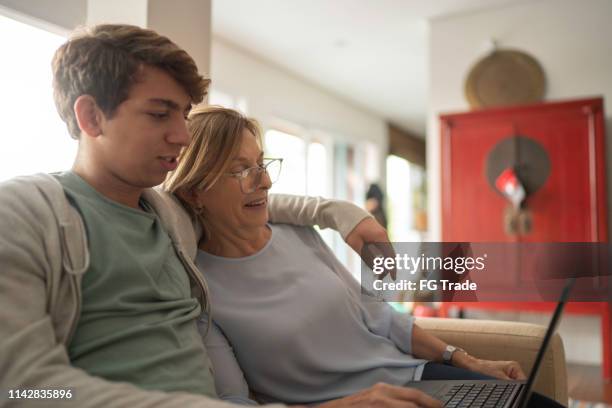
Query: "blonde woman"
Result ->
[[165, 106, 559, 408]]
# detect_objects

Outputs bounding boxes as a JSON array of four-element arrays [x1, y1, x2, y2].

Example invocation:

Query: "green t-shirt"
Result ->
[[57, 172, 216, 397]]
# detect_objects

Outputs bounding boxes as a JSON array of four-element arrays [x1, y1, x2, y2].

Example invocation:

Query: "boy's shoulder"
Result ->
[[0, 173, 67, 217], [0, 173, 90, 275], [0, 172, 61, 192]]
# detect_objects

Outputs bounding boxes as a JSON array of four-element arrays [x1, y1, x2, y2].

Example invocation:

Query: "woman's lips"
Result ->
[[244, 198, 267, 209]]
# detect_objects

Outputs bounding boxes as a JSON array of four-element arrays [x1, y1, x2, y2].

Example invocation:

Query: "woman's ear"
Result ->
[[177, 188, 202, 209]]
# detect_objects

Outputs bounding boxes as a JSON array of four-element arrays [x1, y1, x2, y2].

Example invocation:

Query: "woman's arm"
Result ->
[[411, 324, 526, 380], [299, 226, 418, 355], [302, 226, 526, 381], [410, 323, 456, 363], [197, 316, 258, 405]]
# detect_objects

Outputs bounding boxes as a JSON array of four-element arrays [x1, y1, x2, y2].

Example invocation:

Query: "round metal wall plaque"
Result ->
[[465, 49, 546, 108], [485, 135, 551, 197]]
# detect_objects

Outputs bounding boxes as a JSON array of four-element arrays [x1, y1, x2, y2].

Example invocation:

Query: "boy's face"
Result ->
[[91, 65, 192, 190]]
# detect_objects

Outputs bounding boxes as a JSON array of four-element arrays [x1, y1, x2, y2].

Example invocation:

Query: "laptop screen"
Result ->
[[517, 277, 575, 408]]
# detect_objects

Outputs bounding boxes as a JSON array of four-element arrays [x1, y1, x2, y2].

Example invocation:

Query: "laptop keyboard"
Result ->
[[441, 383, 517, 407]]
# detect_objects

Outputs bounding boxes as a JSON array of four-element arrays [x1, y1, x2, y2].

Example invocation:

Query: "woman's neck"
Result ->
[[199, 222, 271, 258]]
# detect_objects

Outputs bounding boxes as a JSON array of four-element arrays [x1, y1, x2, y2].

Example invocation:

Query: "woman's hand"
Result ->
[[469, 358, 526, 380], [453, 352, 527, 380], [315, 383, 442, 408]]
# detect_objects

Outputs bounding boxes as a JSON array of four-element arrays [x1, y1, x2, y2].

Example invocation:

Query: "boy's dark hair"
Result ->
[[52, 24, 210, 139]]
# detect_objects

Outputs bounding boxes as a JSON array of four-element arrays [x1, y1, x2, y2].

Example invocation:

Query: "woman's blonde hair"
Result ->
[[164, 105, 262, 232]]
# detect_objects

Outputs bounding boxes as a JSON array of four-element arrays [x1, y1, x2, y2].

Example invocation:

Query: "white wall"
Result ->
[[210, 37, 388, 151], [427, 0, 612, 365], [86, 0, 212, 77], [0, 0, 212, 77], [427, 0, 612, 242], [0, 0, 84, 33]]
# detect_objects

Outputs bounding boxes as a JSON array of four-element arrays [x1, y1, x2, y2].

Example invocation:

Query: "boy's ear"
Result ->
[[74, 95, 104, 138]]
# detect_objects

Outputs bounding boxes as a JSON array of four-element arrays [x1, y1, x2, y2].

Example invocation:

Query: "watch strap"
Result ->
[[443, 345, 465, 365]]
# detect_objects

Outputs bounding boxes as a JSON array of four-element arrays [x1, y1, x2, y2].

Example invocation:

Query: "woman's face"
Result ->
[[195, 128, 271, 232]]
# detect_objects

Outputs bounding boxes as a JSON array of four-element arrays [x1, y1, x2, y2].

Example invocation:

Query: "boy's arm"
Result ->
[[267, 193, 376, 238], [268, 194, 393, 272], [0, 179, 270, 408]]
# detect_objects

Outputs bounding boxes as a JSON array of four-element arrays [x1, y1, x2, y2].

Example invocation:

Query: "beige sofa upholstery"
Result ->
[[416, 317, 568, 406]]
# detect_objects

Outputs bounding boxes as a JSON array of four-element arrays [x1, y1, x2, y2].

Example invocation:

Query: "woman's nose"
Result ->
[[258, 169, 272, 190]]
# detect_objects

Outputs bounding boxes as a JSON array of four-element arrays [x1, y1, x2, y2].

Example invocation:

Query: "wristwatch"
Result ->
[[442, 345, 466, 365]]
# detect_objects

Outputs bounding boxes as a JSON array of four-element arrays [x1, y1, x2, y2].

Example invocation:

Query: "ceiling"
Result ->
[[212, 0, 522, 137]]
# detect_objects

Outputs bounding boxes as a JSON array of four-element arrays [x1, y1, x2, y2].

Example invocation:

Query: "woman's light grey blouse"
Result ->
[[196, 224, 426, 405]]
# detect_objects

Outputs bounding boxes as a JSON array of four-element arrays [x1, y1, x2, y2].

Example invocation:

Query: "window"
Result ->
[[265, 128, 381, 277], [0, 14, 73, 182], [264, 129, 308, 196], [386, 155, 427, 241], [265, 128, 339, 252], [306, 142, 327, 197], [208, 89, 248, 114]]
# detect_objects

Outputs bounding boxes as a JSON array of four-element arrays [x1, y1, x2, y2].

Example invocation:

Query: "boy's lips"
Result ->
[[159, 156, 178, 171]]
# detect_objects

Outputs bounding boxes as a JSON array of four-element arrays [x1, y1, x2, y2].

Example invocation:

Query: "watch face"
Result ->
[[443, 345, 456, 363]]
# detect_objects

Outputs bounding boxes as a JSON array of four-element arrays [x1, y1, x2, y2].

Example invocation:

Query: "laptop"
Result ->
[[406, 277, 574, 408]]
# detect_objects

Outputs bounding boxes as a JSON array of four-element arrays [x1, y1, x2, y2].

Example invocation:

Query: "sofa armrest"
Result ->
[[415, 317, 568, 406]]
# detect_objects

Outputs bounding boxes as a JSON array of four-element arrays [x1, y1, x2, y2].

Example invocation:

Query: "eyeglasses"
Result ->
[[226, 158, 283, 194]]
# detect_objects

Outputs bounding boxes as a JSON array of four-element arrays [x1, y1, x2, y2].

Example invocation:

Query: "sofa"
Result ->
[[416, 317, 568, 406]]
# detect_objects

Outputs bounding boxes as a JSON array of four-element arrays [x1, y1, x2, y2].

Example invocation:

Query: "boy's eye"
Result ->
[[149, 112, 169, 119]]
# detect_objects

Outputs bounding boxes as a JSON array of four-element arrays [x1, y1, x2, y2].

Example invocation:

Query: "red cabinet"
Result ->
[[439, 97, 611, 377], [441, 97, 607, 243]]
